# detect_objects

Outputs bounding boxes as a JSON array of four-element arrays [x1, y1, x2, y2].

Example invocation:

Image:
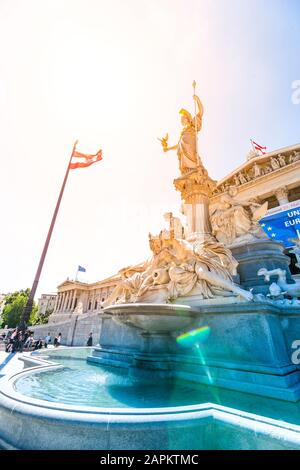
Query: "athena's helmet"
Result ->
[[179, 108, 192, 124]]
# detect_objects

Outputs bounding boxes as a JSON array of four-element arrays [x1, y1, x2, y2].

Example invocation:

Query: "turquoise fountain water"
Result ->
[[0, 346, 300, 450], [14, 348, 300, 427]]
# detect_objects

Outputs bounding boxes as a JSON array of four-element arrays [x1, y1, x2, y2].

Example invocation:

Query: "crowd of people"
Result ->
[[1, 329, 94, 352], [1, 328, 63, 353]]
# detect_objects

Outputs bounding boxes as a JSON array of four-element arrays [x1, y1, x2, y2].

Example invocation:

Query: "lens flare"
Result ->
[[176, 325, 210, 345]]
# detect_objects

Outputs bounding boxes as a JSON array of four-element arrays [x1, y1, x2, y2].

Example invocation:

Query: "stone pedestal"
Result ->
[[88, 301, 300, 402], [230, 239, 293, 294], [174, 167, 216, 242]]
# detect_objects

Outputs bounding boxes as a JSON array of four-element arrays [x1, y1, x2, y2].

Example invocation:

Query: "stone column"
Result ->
[[71, 290, 77, 311], [59, 293, 63, 312], [58, 293, 63, 312], [68, 291, 73, 310], [174, 166, 216, 242], [62, 292, 68, 312], [69, 291, 73, 310], [56, 294, 60, 312], [53, 295, 59, 312], [275, 186, 289, 205]]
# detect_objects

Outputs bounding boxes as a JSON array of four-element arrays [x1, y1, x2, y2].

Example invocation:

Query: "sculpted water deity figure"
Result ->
[[103, 234, 177, 306], [210, 186, 268, 245], [104, 229, 253, 306], [165, 238, 252, 301], [159, 94, 204, 175]]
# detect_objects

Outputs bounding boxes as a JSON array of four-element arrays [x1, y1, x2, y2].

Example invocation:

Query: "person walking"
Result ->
[[56, 333, 62, 347], [44, 333, 51, 348], [86, 332, 93, 347]]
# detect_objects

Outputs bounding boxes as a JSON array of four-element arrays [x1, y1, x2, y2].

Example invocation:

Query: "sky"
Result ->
[[0, 0, 299, 298]]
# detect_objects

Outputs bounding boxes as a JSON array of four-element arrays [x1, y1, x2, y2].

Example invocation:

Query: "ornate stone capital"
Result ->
[[173, 167, 216, 203], [274, 186, 289, 205]]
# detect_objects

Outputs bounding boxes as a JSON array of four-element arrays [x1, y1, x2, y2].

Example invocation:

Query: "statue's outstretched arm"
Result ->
[[193, 95, 204, 118], [158, 133, 178, 152], [164, 143, 178, 153]]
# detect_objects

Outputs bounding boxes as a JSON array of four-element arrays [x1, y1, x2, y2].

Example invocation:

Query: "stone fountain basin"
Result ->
[[104, 303, 199, 334]]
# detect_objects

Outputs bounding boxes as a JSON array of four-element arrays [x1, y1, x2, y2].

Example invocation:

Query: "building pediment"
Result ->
[[215, 143, 300, 194], [56, 279, 89, 290]]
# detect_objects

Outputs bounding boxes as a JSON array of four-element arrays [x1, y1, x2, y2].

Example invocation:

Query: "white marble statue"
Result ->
[[104, 231, 253, 306], [210, 186, 268, 246], [74, 301, 84, 314], [257, 268, 300, 298], [288, 238, 300, 269], [162, 212, 184, 240]]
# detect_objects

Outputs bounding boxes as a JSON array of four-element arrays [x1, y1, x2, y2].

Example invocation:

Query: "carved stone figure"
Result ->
[[159, 94, 204, 175], [288, 237, 300, 269], [289, 150, 300, 164], [104, 235, 177, 306], [74, 301, 83, 314], [277, 154, 286, 167], [270, 156, 280, 171], [263, 165, 272, 174], [258, 268, 300, 298], [294, 150, 300, 161], [252, 162, 262, 178], [210, 186, 268, 246], [104, 228, 253, 306], [162, 212, 184, 240], [166, 238, 252, 301], [233, 175, 240, 186], [238, 172, 248, 185]]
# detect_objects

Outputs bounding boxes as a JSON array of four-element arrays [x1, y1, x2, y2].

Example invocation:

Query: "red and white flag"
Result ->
[[251, 139, 267, 155], [69, 146, 103, 170]]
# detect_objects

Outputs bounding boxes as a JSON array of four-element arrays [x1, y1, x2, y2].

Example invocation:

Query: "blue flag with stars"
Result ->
[[259, 203, 300, 248]]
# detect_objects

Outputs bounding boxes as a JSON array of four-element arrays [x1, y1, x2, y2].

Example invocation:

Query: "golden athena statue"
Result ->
[[159, 85, 204, 175]]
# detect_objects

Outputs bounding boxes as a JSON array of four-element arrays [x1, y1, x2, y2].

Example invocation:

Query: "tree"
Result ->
[[31, 308, 53, 325], [0, 289, 38, 328]]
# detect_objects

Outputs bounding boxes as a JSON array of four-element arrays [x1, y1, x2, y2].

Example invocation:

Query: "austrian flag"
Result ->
[[251, 139, 267, 155], [69, 147, 103, 170]]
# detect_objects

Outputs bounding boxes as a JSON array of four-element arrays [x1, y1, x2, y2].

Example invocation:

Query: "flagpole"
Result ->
[[19, 140, 78, 331], [75, 267, 79, 282]]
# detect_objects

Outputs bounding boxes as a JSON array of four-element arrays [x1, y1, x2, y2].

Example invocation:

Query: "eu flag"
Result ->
[[259, 204, 300, 248], [78, 265, 86, 273]]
